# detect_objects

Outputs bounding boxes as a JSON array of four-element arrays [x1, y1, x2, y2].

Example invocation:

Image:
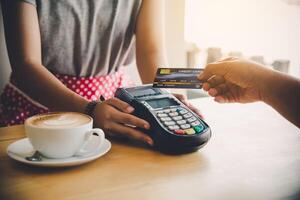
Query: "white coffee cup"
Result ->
[[25, 112, 105, 159]]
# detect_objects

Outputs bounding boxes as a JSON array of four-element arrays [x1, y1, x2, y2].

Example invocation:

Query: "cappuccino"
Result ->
[[25, 112, 104, 159], [26, 112, 91, 129]]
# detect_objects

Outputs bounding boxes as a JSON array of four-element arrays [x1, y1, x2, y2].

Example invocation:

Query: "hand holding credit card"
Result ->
[[153, 68, 204, 89]]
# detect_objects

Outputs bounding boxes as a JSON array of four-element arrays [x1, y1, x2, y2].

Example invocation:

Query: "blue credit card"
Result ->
[[153, 68, 204, 89]]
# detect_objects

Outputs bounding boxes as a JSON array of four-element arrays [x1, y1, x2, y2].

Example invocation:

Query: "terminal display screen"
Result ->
[[146, 98, 179, 109]]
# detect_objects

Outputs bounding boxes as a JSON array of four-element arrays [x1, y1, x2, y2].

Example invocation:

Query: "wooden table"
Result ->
[[1, 98, 300, 200]]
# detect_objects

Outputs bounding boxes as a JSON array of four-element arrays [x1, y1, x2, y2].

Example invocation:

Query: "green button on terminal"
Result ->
[[194, 125, 204, 134]]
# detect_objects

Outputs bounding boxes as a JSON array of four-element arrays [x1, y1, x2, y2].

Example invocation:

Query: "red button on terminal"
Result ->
[[174, 130, 185, 135]]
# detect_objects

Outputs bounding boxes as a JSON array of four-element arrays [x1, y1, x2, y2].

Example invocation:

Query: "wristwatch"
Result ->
[[84, 95, 105, 117]]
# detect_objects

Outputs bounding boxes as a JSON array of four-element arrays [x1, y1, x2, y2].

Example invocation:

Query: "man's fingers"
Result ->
[[208, 83, 229, 97], [106, 98, 134, 113], [217, 57, 238, 62], [203, 75, 225, 92], [109, 123, 153, 145], [214, 92, 235, 103], [198, 59, 231, 81], [207, 75, 225, 88], [202, 82, 210, 91], [214, 95, 227, 103]]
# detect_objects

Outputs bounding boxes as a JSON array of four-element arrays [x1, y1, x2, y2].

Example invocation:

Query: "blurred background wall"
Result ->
[[185, 0, 300, 76]]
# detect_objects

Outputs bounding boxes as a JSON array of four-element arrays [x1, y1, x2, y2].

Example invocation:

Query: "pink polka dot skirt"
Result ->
[[0, 68, 134, 127]]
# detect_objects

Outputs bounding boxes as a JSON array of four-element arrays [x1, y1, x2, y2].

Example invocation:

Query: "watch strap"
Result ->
[[84, 100, 101, 117]]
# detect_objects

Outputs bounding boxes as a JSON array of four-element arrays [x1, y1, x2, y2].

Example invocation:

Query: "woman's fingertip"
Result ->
[[146, 138, 154, 146], [183, 100, 189, 106], [198, 112, 205, 119], [144, 123, 150, 129], [126, 106, 134, 112]]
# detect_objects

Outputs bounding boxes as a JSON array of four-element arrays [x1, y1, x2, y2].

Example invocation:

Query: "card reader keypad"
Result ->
[[156, 108, 205, 135]]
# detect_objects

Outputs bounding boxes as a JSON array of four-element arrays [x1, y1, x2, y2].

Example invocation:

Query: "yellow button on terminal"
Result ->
[[185, 128, 196, 135]]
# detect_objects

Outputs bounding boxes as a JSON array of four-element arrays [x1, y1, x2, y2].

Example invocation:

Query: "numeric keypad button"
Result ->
[[163, 109, 171, 113], [187, 117, 197, 123], [160, 117, 172, 122], [177, 120, 187, 125], [180, 124, 191, 129], [164, 121, 176, 126], [169, 112, 179, 117], [168, 125, 180, 131], [157, 113, 168, 118], [179, 109, 188, 115], [191, 120, 201, 126], [172, 116, 183, 121], [183, 113, 193, 119]]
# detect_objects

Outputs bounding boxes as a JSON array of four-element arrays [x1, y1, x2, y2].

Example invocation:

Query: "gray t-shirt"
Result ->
[[4, 0, 142, 77]]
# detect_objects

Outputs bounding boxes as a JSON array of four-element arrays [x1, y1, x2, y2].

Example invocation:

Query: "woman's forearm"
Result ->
[[262, 70, 300, 128], [3, 2, 89, 113], [136, 51, 167, 84], [135, 0, 167, 84], [14, 62, 89, 113]]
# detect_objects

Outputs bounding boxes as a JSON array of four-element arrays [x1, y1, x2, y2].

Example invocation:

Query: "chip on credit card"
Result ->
[[153, 68, 204, 89]]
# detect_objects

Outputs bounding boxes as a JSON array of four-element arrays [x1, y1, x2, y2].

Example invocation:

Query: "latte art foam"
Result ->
[[42, 115, 78, 126], [27, 112, 91, 128]]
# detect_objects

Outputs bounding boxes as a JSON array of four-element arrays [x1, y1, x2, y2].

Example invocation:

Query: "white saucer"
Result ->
[[7, 135, 111, 167]]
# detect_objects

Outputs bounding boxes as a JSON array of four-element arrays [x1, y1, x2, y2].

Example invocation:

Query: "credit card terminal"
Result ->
[[115, 85, 211, 154]]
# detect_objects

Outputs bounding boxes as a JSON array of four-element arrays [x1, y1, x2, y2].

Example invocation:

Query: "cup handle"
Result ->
[[75, 128, 105, 156]]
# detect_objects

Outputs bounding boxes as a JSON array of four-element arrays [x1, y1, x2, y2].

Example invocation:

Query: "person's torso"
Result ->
[[35, 0, 142, 76]]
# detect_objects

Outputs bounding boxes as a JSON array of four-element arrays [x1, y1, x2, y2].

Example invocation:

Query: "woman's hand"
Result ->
[[173, 93, 204, 118], [198, 58, 270, 104], [93, 98, 153, 146]]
